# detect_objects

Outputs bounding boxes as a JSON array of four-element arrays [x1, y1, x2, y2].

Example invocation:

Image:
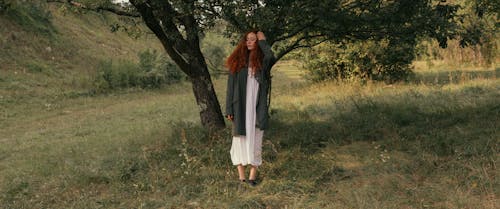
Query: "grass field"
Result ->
[[1, 4, 499, 208], [1, 59, 499, 208]]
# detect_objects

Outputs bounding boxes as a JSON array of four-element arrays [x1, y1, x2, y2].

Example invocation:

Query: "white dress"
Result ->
[[230, 68, 264, 166]]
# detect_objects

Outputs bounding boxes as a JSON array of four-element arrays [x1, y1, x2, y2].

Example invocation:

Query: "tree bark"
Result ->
[[189, 66, 226, 130]]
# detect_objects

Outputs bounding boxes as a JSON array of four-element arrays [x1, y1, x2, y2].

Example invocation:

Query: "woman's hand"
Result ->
[[226, 115, 234, 121], [257, 31, 266, 40]]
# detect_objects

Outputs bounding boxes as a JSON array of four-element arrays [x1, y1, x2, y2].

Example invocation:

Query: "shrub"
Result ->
[[138, 49, 186, 87], [1, 0, 56, 37], [0, 0, 10, 13], [92, 49, 185, 93], [302, 39, 415, 83]]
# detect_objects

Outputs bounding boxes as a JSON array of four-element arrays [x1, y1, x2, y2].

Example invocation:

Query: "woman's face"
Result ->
[[246, 32, 257, 51]]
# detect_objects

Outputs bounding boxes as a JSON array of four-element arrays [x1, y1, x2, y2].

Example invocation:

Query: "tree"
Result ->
[[47, 0, 461, 129], [47, 0, 333, 130], [50, 0, 228, 130]]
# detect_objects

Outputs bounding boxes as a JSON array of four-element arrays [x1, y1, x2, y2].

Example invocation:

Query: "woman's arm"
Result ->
[[257, 31, 275, 62], [258, 41, 276, 78], [257, 31, 276, 73], [258, 40, 275, 62]]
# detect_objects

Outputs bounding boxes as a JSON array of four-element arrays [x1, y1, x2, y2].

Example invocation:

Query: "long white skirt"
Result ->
[[230, 69, 264, 166]]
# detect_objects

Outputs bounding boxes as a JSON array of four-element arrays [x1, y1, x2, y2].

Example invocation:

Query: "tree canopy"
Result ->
[[41, 0, 490, 129]]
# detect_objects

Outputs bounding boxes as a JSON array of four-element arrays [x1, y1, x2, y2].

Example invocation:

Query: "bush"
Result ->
[[139, 49, 186, 87], [302, 39, 415, 83], [0, 0, 14, 14], [1, 0, 56, 37], [0, 0, 9, 13], [92, 49, 185, 92]]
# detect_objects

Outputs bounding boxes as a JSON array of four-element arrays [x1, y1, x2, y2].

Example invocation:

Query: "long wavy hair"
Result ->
[[225, 30, 264, 74]]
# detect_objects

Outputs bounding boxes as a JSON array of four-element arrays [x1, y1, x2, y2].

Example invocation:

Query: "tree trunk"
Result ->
[[128, 0, 225, 130], [189, 65, 226, 130]]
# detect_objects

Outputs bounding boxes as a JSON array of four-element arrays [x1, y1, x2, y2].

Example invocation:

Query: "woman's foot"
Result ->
[[247, 179, 258, 187], [248, 166, 258, 187]]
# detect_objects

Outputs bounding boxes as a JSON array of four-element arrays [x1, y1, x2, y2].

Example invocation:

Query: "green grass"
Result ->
[[1, 61, 498, 208]]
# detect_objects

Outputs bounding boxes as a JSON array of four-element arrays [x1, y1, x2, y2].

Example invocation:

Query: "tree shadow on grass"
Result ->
[[258, 85, 499, 195], [265, 85, 500, 157]]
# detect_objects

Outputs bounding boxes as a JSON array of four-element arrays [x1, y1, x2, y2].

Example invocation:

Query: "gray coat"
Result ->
[[226, 40, 276, 136]]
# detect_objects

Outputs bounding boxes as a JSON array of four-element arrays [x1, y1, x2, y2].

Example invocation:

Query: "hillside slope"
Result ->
[[0, 3, 163, 96]]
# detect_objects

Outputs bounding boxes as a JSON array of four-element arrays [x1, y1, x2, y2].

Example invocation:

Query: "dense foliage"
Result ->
[[300, 0, 497, 82], [303, 39, 415, 83]]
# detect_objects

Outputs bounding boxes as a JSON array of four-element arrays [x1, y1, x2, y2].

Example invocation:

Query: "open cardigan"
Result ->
[[225, 40, 276, 136]]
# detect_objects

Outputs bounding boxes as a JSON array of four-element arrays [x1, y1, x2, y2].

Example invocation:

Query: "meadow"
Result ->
[[0, 3, 499, 208], [1, 60, 499, 208]]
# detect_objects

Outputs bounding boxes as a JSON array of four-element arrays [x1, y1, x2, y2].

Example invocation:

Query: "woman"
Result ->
[[225, 30, 275, 186]]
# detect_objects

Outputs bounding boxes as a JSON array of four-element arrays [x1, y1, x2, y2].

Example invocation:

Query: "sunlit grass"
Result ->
[[1, 58, 498, 208]]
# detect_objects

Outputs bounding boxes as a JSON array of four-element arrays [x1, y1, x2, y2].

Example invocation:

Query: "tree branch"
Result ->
[[275, 34, 327, 61], [149, 0, 198, 64], [47, 0, 141, 17], [129, 0, 191, 74], [272, 18, 319, 43], [181, 1, 201, 51]]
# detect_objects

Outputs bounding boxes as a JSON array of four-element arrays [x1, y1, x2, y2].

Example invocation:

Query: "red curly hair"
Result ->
[[225, 30, 264, 74]]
